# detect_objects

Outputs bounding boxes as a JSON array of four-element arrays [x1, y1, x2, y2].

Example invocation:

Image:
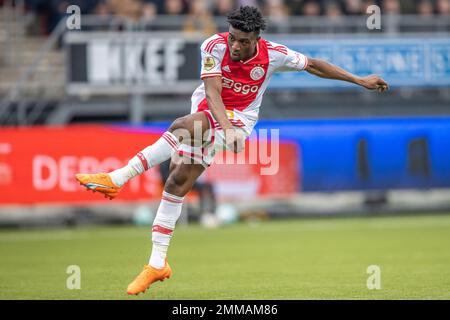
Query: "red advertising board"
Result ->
[[0, 125, 299, 205]]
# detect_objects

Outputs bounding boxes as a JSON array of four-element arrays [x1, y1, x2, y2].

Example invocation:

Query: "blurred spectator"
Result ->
[[324, 1, 344, 21], [183, 0, 217, 36], [213, 0, 236, 16], [142, 2, 158, 21], [90, 0, 112, 30], [383, 0, 402, 34], [107, 0, 142, 21], [416, 0, 434, 16], [360, 0, 377, 13], [436, 0, 450, 15], [144, 0, 165, 14], [163, 0, 188, 15], [285, 0, 304, 15], [383, 0, 401, 14], [397, 0, 417, 13], [302, 0, 321, 15], [343, 0, 363, 15], [264, 0, 290, 32], [94, 1, 110, 16]]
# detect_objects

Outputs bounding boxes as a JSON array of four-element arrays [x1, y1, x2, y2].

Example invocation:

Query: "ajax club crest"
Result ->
[[250, 66, 265, 80]]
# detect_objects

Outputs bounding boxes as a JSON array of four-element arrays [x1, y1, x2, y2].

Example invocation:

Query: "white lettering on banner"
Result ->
[[89, 39, 185, 84], [124, 42, 146, 84], [33, 155, 58, 190], [0, 143, 12, 154], [0, 163, 12, 185], [108, 43, 123, 83], [32, 155, 123, 191], [59, 156, 78, 191], [164, 39, 185, 81], [145, 39, 164, 83]]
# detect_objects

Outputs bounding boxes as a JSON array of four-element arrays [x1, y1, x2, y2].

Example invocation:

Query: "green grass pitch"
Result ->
[[1, 214, 449, 299]]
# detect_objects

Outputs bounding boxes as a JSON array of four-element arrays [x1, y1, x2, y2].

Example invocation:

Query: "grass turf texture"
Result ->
[[0, 214, 449, 299]]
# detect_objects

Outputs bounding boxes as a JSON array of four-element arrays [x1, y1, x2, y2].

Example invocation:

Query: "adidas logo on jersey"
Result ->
[[222, 65, 231, 72]]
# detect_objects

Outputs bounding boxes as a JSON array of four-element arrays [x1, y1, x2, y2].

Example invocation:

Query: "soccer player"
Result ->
[[75, 6, 389, 295]]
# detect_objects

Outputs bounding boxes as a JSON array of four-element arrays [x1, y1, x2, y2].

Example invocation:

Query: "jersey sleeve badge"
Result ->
[[203, 56, 216, 71]]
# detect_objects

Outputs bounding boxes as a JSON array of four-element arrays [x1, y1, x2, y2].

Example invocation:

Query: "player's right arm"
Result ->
[[203, 76, 245, 153], [203, 76, 232, 132], [200, 36, 245, 153]]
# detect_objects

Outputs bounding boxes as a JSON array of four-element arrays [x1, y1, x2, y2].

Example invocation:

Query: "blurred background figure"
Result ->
[[107, 0, 143, 22], [264, 0, 290, 33], [285, 0, 303, 15], [141, 1, 158, 22], [383, 0, 402, 33], [436, 0, 450, 15], [163, 0, 187, 15], [416, 0, 434, 16], [324, 1, 344, 22], [360, 0, 377, 14], [183, 0, 217, 36], [301, 0, 321, 16], [212, 0, 235, 16], [342, 0, 363, 15], [383, 0, 402, 13]]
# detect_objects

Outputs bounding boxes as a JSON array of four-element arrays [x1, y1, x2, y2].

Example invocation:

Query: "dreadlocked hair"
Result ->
[[226, 6, 267, 34]]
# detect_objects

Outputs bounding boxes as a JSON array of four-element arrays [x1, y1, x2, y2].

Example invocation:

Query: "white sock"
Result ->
[[149, 191, 184, 268], [149, 244, 168, 269], [109, 132, 180, 187]]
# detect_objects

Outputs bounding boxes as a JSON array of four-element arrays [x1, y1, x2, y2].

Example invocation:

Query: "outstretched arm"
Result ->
[[305, 57, 389, 92]]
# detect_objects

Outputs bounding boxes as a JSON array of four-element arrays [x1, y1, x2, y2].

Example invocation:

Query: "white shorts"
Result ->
[[177, 107, 256, 168]]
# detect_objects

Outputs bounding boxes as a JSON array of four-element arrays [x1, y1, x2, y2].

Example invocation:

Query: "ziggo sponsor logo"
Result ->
[[222, 77, 259, 95]]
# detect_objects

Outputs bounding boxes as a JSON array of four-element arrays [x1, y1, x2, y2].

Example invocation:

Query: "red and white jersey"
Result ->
[[191, 32, 309, 127]]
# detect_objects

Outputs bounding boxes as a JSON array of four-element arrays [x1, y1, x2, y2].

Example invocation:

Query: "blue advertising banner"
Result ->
[[256, 117, 450, 192], [267, 36, 450, 89], [144, 116, 450, 192]]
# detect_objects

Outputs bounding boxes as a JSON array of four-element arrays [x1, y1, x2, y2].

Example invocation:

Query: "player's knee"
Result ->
[[165, 169, 189, 195], [168, 116, 192, 142], [169, 116, 189, 132]]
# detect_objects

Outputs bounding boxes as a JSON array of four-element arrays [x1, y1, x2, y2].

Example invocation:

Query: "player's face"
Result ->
[[228, 26, 259, 62]]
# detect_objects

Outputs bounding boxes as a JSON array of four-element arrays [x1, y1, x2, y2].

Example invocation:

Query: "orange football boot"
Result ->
[[127, 261, 172, 295], [75, 173, 122, 200]]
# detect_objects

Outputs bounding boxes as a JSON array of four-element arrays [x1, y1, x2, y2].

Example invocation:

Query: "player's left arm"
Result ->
[[305, 57, 389, 92]]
